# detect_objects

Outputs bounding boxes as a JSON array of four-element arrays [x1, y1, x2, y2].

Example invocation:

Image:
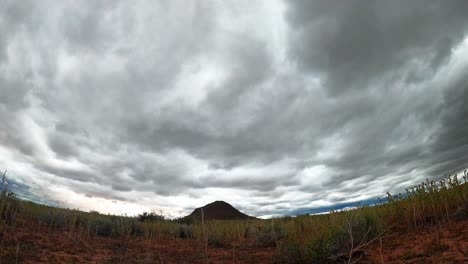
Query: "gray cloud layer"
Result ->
[[1, 0, 467, 217]]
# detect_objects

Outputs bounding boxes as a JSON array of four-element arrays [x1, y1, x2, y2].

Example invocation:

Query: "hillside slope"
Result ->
[[184, 201, 254, 221]]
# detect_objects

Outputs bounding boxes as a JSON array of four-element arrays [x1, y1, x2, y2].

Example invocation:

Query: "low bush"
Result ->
[[89, 217, 114, 237]]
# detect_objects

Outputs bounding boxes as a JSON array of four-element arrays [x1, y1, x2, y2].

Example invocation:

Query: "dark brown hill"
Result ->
[[184, 201, 254, 222]]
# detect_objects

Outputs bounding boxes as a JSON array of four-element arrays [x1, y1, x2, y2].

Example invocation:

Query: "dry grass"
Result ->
[[0, 170, 466, 263]]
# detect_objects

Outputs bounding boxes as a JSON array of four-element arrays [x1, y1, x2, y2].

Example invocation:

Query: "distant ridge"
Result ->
[[184, 201, 255, 221]]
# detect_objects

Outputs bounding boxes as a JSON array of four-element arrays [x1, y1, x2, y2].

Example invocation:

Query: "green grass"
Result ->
[[0, 170, 467, 263]]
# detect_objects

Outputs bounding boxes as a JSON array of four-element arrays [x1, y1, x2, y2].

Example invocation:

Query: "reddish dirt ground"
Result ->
[[1, 218, 467, 263], [1, 218, 275, 263], [361, 219, 468, 264]]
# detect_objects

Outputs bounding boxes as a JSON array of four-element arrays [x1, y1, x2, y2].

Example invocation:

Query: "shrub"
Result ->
[[207, 234, 225, 248], [275, 240, 305, 264], [138, 211, 165, 222], [304, 233, 334, 263], [179, 224, 193, 239], [89, 217, 114, 237], [0, 192, 19, 225], [44, 211, 67, 229], [255, 222, 286, 247]]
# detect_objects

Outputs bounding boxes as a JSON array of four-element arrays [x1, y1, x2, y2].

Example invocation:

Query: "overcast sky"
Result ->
[[1, 0, 468, 218]]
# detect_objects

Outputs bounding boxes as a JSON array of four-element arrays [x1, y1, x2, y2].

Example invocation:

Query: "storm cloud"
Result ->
[[0, 0, 467, 217]]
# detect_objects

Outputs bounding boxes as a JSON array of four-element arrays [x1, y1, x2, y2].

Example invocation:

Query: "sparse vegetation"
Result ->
[[0, 169, 467, 263]]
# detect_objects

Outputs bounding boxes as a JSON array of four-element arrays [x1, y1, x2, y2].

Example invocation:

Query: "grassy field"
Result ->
[[0, 170, 467, 263]]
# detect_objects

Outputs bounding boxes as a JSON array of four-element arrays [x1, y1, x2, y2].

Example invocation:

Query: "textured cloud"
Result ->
[[0, 0, 467, 217], [286, 0, 468, 95]]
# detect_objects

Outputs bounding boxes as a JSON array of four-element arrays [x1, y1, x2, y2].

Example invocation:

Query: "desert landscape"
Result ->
[[1, 172, 467, 263], [2, 0, 468, 263]]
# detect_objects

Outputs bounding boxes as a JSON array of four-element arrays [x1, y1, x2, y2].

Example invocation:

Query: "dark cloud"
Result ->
[[286, 0, 468, 96], [428, 66, 468, 176], [36, 163, 97, 183], [0, 0, 467, 217]]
